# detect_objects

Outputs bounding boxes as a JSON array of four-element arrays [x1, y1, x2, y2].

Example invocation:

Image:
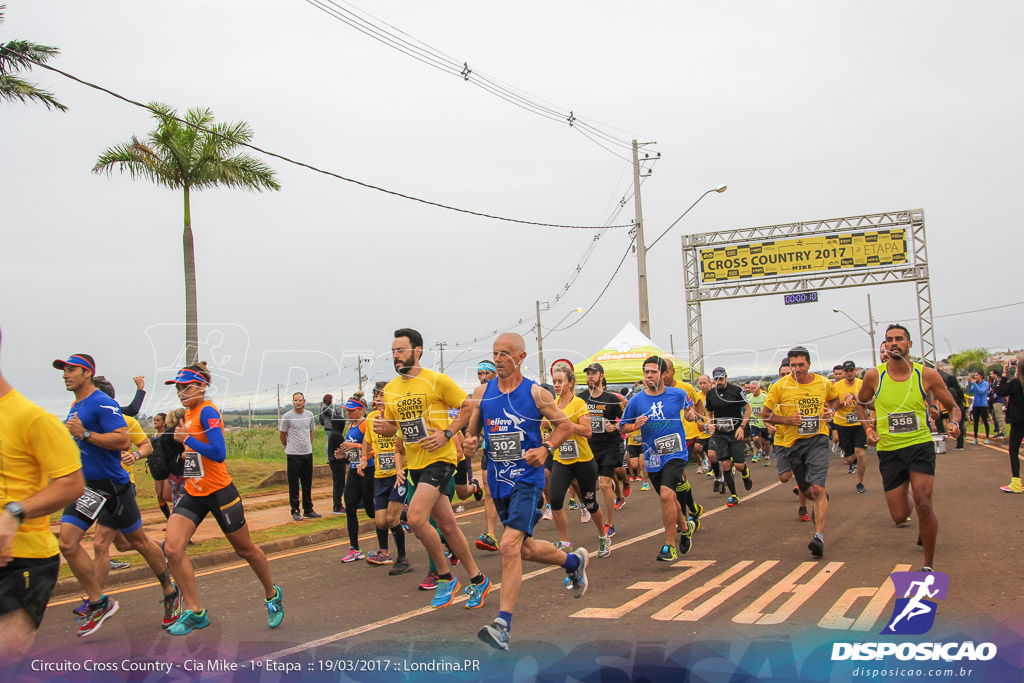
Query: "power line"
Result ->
[[0, 46, 632, 231], [550, 234, 638, 334]]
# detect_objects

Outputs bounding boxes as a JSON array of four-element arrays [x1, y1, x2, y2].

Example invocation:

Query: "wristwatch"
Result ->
[[3, 501, 25, 525], [543, 442, 555, 457], [443, 429, 454, 440], [82, 430, 92, 442]]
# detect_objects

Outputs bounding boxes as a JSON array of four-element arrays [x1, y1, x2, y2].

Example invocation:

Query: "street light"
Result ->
[[832, 294, 877, 366], [536, 303, 583, 384], [646, 184, 727, 252]]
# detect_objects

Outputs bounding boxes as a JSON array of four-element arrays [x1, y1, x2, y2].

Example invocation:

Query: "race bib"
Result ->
[[74, 487, 108, 520], [590, 416, 607, 433], [347, 450, 361, 464], [182, 451, 205, 479], [654, 433, 683, 455], [798, 415, 821, 436], [715, 417, 737, 432], [842, 410, 859, 424], [399, 417, 430, 443], [888, 411, 919, 434], [490, 431, 523, 462], [559, 440, 579, 460], [377, 453, 396, 471]]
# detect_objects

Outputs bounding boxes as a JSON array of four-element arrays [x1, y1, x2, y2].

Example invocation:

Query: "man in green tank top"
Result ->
[[856, 324, 961, 572]]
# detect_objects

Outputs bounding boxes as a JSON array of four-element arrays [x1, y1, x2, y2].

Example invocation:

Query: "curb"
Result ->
[[52, 498, 486, 598]]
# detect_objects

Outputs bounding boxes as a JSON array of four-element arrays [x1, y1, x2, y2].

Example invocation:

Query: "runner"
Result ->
[[53, 354, 180, 636], [704, 367, 753, 507], [695, 374, 714, 476], [337, 393, 376, 563], [996, 359, 1024, 493], [833, 360, 869, 493], [580, 363, 627, 538], [625, 380, 646, 485], [474, 361, 502, 552], [465, 333, 589, 652], [620, 356, 698, 562], [162, 363, 284, 635], [856, 324, 961, 571], [0, 334, 85, 665], [362, 383, 412, 573], [548, 362, 610, 557], [150, 413, 173, 520], [374, 328, 489, 609], [663, 359, 705, 526], [761, 347, 842, 557], [746, 381, 772, 467]]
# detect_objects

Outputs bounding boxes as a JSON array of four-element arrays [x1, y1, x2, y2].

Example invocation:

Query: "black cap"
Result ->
[[712, 366, 727, 379], [584, 362, 604, 374], [842, 360, 857, 371]]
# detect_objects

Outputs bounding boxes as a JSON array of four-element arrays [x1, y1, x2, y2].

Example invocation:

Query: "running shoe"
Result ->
[[341, 547, 365, 563], [418, 571, 439, 590], [77, 597, 119, 637], [304, 510, 322, 519], [542, 504, 553, 520], [566, 548, 590, 598], [605, 524, 616, 538], [478, 620, 511, 651], [389, 558, 414, 575], [613, 498, 625, 510], [72, 598, 90, 617], [266, 585, 284, 628], [1001, 482, 1023, 494], [690, 503, 704, 532], [597, 536, 611, 558], [656, 544, 677, 562], [764, 457, 771, 467], [798, 506, 811, 522], [568, 498, 579, 510], [332, 508, 345, 515], [857, 483, 867, 494], [552, 540, 572, 551], [161, 586, 182, 629], [472, 479, 484, 502], [623, 482, 632, 498], [677, 520, 696, 556], [476, 533, 499, 551], [291, 512, 302, 521], [580, 507, 591, 523], [808, 536, 824, 558], [793, 486, 800, 496], [971, 439, 979, 445], [445, 549, 460, 567], [718, 482, 727, 495], [640, 482, 650, 491], [110, 559, 131, 571], [984, 439, 991, 445], [847, 464, 856, 474], [167, 608, 209, 636], [751, 454, 759, 463], [705, 468, 715, 477], [712, 480, 723, 494], [431, 577, 461, 608], [727, 495, 739, 507], [366, 550, 393, 566], [464, 575, 491, 609], [742, 471, 753, 491]]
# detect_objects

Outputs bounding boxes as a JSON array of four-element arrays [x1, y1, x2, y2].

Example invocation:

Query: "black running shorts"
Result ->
[[877, 441, 935, 492], [648, 458, 687, 493], [0, 555, 59, 629], [835, 424, 867, 457], [173, 482, 247, 534], [709, 433, 746, 464], [409, 461, 456, 491]]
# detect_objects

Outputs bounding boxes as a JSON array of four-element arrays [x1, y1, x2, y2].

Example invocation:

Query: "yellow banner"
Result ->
[[699, 229, 907, 283]]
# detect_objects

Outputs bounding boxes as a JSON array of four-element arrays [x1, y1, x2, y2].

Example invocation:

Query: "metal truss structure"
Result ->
[[682, 209, 934, 372]]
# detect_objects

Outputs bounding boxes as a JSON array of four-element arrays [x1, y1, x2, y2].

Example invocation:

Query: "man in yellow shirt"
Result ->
[[0, 330, 85, 665], [832, 360, 870, 494], [374, 328, 489, 609], [761, 346, 842, 558]]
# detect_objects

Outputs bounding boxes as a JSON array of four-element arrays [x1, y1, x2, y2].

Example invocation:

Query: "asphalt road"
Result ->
[[13, 442, 1024, 682]]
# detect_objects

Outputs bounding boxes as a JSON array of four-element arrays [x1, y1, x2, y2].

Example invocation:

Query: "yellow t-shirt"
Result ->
[[383, 368, 467, 471], [120, 415, 149, 484], [832, 378, 863, 427], [697, 390, 713, 438], [678, 382, 702, 440], [0, 389, 82, 559], [365, 409, 399, 478], [554, 396, 595, 465], [763, 373, 839, 448]]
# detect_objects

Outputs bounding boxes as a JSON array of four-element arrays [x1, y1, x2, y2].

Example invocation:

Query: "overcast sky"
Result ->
[[3, 1, 1022, 415]]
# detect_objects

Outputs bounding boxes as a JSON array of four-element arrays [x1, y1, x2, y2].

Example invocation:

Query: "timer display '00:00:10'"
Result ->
[[783, 292, 818, 305]]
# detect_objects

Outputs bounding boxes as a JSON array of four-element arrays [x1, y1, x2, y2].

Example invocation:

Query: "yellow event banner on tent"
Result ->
[[699, 229, 908, 283]]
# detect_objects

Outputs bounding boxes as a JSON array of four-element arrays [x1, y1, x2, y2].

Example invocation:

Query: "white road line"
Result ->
[[259, 480, 783, 661]]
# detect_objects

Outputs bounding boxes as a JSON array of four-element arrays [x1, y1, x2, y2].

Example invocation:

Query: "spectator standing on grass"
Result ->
[[988, 368, 1007, 438], [321, 394, 348, 515], [279, 392, 320, 521], [996, 360, 1024, 494]]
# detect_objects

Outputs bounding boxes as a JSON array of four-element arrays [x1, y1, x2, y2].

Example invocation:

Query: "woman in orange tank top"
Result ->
[[162, 362, 284, 635]]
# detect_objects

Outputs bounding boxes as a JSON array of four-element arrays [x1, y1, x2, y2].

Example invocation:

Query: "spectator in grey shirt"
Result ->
[[280, 392, 319, 520]]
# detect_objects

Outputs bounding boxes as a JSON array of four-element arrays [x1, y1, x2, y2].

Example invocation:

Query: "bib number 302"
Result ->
[[490, 432, 523, 462]]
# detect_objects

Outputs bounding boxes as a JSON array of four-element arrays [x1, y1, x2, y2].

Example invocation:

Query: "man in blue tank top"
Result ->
[[464, 332, 591, 652]]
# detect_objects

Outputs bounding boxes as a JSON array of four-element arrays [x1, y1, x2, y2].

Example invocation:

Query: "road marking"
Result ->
[[570, 561, 714, 619], [818, 563, 911, 631], [651, 560, 778, 621], [733, 560, 844, 625], [258, 480, 784, 660]]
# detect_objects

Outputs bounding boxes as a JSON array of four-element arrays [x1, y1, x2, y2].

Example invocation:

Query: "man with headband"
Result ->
[[474, 360, 502, 552]]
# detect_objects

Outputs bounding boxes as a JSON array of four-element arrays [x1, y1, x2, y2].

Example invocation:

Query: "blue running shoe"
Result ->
[[478, 620, 510, 651], [266, 585, 284, 628], [72, 598, 90, 617], [167, 609, 210, 636], [430, 577, 461, 608], [464, 575, 491, 609], [566, 548, 590, 598]]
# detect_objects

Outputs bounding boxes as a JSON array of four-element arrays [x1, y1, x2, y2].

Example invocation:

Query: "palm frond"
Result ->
[[1, 40, 61, 71], [192, 152, 280, 192], [0, 72, 67, 111], [92, 136, 183, 189]]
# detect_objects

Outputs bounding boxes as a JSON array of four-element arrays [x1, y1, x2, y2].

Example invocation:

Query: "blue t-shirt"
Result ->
[[969, 380, 990, 408], [622, 387, 693, 472], [65, 389, 130, 484], [345, 420, 371, 470], [481, 377, 544, 497]]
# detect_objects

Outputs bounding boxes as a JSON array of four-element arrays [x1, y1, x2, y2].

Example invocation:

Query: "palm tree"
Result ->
[[93, 103, 280, 364], [949, 347, 989, 376], [0, 4, 68, 111]]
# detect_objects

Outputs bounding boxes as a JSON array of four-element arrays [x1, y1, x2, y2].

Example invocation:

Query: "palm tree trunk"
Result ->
[[183, 186, 199, 366]]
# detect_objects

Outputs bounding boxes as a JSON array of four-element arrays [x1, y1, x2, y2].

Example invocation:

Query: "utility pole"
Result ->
[[247, 401, 252, 430], [633, 139, 651, 338], [276, 384, 282, 422], [536, 300, 547, 385], [435, 342, 446, 374], [357, 356, 364, 392], [868, 293, 878, 366], [670, 334, 675, 357]]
